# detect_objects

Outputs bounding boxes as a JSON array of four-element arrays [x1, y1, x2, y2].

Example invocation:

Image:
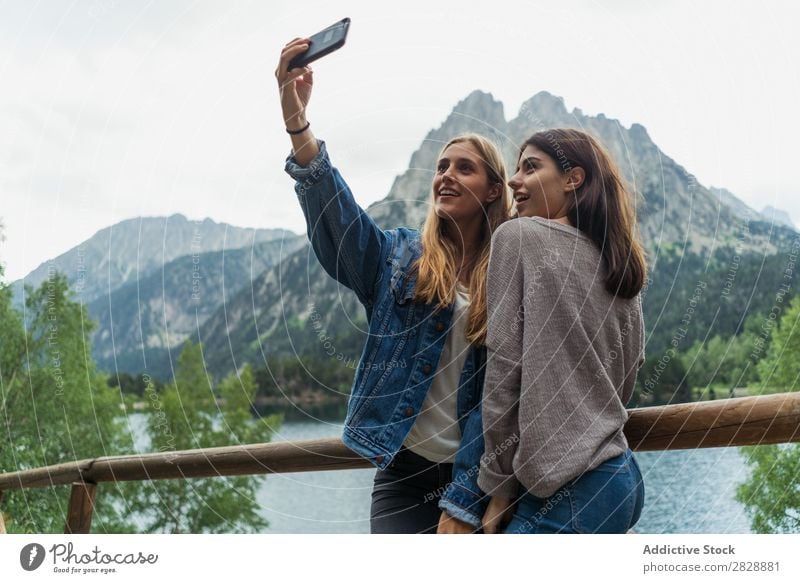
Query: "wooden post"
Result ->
[[64, 482, 97, 534], [0, 491, 6, 534]]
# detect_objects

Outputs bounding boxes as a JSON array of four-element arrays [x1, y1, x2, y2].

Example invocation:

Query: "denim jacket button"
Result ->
[[435, 322, 445, 332], [404, 406, 414, 417], [375, 455, 385, 464], [422, 364, 432, 374]]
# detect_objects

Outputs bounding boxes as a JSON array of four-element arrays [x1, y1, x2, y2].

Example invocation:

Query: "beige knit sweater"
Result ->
[[477, 217, 645, 499]]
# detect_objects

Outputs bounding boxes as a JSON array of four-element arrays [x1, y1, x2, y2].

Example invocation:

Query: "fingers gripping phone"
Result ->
[[287, 18, 351, 71]]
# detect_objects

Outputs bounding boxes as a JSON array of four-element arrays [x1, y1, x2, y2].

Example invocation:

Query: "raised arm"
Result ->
[[275, 39, 389, 307]]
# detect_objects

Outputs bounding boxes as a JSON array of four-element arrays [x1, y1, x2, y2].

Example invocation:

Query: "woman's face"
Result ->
[[508, 144, 578, 219], [432, 143, 500, 223]]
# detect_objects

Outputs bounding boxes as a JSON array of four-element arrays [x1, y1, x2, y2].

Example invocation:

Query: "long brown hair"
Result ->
[[414, 134, 514, 345], [523, 129, 647, 298]]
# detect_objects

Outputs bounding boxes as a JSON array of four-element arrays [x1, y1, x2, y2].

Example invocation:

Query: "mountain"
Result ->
[[710, 187, 760, 222], [708, 189, 796, 232], [761, 205, 796, 229], [197, 244, 370, 379], [197, 90, 799, 380], [88, 235, 305, 378], [369, 91, 796, 252], [9, 213, 302, 379], [11, 214, 294, 307]]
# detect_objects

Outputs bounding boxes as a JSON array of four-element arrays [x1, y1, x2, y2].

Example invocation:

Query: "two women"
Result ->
[[276, 39, 646, 534]]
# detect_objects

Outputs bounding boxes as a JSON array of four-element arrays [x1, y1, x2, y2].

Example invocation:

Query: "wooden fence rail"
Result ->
[[1, 392, 798, 533]]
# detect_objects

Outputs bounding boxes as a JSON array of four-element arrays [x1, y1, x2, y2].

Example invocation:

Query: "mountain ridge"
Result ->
[[10, 213, 298, 307], [198, 90, 799, 379]]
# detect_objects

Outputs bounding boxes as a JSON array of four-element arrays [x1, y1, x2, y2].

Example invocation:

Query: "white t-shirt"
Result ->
[[404, 284, 471, 463]]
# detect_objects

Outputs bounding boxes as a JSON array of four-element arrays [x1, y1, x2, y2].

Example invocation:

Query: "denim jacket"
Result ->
[[284, 140, 488, 527]]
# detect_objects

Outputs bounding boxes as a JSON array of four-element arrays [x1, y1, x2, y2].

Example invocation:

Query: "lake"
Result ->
[[126, 410, 755, 533]]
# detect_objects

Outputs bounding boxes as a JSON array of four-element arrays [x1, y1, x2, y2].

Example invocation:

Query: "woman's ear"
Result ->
[[565, 167, 586, 192], [485, 183, 502, 204]]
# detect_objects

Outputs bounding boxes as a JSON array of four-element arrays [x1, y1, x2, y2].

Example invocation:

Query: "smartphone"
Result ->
[[287, 17, 351, 71]]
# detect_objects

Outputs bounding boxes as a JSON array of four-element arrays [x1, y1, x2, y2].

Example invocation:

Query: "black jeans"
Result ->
[[370, 447, 454, 534]]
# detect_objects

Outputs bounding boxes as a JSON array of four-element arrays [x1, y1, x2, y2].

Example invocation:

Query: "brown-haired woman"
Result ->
[[478, 128, 648, 533]]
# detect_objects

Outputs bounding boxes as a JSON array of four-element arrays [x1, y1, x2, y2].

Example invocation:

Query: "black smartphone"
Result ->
[[287, 17, 351, 71]]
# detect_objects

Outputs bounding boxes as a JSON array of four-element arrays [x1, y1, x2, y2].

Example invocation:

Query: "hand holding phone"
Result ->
[[276, 39, 315, 130], [275, 19, 350, 166], [287, 18, 350, 71]]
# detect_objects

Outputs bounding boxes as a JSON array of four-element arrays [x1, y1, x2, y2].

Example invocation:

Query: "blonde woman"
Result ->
[[276, 39, 513, 533]]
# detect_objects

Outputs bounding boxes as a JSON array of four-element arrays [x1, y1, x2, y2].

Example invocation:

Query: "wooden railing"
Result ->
[[1, 392, 799, 533]]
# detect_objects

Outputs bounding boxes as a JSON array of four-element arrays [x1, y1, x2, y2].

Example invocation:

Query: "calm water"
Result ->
[[126, 411, 754, 533]]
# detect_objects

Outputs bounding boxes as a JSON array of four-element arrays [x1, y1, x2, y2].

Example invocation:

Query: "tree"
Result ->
[[107, 372, 159, 397], [756, 295, 800, 391], [636, 353, 689, 405], [736, 445, 800, 533], [126, 341, 282, 533], [0, 271, 134, 533], [735, 298, 800, 533], [682, 332, 760, 396]]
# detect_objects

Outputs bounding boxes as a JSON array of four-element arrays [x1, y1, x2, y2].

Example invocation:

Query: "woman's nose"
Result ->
[[508, 173, 521, 189]]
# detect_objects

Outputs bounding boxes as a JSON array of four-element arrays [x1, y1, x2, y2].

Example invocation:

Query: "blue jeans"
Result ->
[[504, 449, 645, 534]]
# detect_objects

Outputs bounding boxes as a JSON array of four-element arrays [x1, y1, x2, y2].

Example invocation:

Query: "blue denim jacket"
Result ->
[[284, 140, 488, 527]]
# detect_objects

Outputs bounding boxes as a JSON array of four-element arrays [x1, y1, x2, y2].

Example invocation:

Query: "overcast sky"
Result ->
[[1, 0, 798, 281]]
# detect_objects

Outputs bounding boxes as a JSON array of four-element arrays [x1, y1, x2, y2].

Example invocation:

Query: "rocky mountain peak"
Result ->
[[450, 90, 505, 126], [515, 91, 570, 125]]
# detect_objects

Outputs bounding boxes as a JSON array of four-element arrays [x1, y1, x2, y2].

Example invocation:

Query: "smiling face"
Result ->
[[432, 142, 501, 223], [508, 144, 583, 219]]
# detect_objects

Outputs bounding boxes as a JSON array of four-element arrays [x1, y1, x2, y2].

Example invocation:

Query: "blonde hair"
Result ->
[[413, 134, 514, 345]]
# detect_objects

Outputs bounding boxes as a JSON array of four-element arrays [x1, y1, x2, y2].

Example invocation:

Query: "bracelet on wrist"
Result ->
[[286, 121, 310, 135]]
